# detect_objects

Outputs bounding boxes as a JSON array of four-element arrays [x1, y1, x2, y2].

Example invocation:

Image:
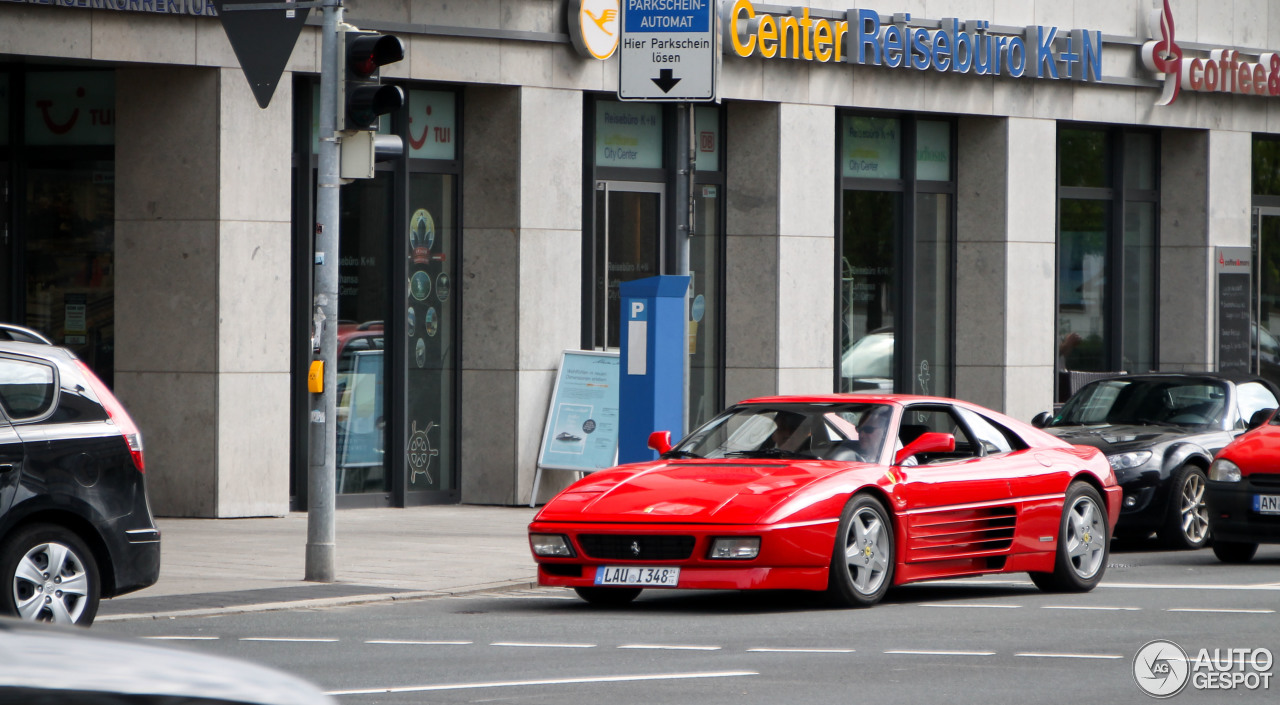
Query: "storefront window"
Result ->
[[0, 73, 8, 146], [913, 192, 950, 396], [839, 114, 954, 395], [842, 116, 900, 180], [1058, 199, 1109, 371], [335, 175, 392, 494], [1251, 136, 1280, 389], [840, 191, 898, 391], [406, 173, 457, 493], [1056, 127, 1158, 388], [21, 71, 115, 386]]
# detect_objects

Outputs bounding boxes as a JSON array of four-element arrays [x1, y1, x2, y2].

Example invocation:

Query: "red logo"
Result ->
[[1142, 0, 1280, 104], [1141, 0, 1182, 105], [36, 86, 86, 135]]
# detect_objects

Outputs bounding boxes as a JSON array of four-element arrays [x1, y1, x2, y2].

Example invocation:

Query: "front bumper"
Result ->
[[529, 520, 837, 592], [1206, 480, 1280, 544]]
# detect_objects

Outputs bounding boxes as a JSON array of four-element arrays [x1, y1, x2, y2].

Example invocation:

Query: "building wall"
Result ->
[[114, 66, 292, 518], [4, 0, 1280, 512]]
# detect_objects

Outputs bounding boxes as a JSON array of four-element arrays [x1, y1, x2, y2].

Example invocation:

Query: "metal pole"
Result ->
[[675, 103, 695, 435], [307, 0, 342, 583]]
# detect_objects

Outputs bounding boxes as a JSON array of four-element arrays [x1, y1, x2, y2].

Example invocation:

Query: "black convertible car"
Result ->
[[1033, 373, 1280, 549]]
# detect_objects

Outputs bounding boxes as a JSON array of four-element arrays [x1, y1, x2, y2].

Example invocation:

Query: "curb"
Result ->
[[96, 579, 542, 623]]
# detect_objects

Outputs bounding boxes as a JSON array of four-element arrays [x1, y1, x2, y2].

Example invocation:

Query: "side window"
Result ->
[[0, 357, 57, 420], [956, 407, 1026, 455], [1236, 382, 1279, 427], [900, 406, 978, 461]]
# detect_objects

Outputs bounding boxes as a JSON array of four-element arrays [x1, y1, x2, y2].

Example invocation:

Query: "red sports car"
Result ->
[[529, 394, 1121, 607], [1207, 409, 1280, 562]]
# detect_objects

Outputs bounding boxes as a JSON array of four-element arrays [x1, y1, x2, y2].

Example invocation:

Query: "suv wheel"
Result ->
[[1, 524, 100, 626]]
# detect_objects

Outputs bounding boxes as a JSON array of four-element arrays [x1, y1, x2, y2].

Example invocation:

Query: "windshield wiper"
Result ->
[[661, 450, 702, 459]]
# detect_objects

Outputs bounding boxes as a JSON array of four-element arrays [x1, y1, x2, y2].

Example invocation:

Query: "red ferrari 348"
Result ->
[[529, 394, 1121, 607]]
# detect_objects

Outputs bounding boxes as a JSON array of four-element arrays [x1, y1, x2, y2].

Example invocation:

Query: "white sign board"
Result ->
[[619, 0, 718, 101]]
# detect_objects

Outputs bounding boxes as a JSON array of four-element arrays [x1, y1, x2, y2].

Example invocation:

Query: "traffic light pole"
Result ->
[[307, 0, 343, 583]]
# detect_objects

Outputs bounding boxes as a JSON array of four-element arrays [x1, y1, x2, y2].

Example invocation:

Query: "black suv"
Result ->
[[0, 324, 159, 626]]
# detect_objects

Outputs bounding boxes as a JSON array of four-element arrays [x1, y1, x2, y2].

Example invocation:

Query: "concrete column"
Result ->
[[724, 102, 835, 406], [461, 86, 582, 506], [956, 116, 1057, 420], [1159, 129, 1252, 372], [115, 67, 292, 517]]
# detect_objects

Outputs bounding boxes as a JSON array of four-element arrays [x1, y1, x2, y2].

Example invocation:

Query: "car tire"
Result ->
[[826, 493, 894, 607], [0, 524, 100, 626], [1211, 540, 1258, 564], [1030, 482, 1109, 593], [1160, 465, 1211, 550], [573, 587, 642, 607]]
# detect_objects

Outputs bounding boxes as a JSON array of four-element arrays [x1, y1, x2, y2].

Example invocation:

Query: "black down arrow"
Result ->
[[651, 68, 682, 93]]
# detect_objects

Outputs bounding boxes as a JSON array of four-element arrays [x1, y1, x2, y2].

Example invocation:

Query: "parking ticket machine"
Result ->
[[618, 275, 689, 464]]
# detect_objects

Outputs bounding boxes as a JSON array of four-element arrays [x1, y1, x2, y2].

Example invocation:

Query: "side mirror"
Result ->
[[1247, 408, 1277, 431], [648, 430, 673, 455], [895, 432, 955, 465], [1031, 411, 1053, 429]]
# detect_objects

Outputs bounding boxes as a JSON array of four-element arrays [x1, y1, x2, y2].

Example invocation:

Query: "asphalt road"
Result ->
[[100, 541, 1280, 705]]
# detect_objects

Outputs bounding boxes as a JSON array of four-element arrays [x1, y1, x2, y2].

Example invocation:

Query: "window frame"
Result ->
[[836, 111, 957, 396], [1055, 125, 1160, 389]]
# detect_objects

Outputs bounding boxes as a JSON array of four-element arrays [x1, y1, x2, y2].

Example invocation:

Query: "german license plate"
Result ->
[[594, 566, 680, 587], [1254, 494, 1280, 515]]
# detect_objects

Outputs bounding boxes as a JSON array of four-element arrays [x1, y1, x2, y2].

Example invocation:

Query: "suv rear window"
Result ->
[[0, 357, 57, 420]]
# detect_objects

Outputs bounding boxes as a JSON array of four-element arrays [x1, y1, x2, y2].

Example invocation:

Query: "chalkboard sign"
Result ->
[[530, 350, 620, 506], [1217, 247, 1251, 373]]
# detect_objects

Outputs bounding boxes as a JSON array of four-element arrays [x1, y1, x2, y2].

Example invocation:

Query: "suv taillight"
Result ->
[[74, 360, 145, 473]]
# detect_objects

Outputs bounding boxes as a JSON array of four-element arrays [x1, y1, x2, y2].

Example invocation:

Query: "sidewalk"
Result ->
[[97, 505, 541, 622]]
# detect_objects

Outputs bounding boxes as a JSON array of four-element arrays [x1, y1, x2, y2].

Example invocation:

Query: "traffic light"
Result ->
[[340, 28, 404, 131]]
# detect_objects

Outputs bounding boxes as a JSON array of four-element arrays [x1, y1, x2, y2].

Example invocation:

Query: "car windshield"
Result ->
[[1052, 378, 1229, 428], [670, 403, 895, 463]]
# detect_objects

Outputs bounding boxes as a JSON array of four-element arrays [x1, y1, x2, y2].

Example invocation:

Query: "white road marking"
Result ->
[[747, 648, 855, 653], [1166, 608, 1276, 614], [1102, 582, 1280, 591], [365, 640, 472, 646], [239, 637, 339, 643], [920, 603, 1021, 609], [141, 636, 220, 641], [1041, 605, 1141, 611], [327, 670, 758, 696], [619, 644, 722, 651], [884, 650, 995, 656], [492, 642, 597, 648], [1016, 652, 1124, 660]]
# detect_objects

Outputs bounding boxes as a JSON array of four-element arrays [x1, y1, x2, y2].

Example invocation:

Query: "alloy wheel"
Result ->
[[844, 506, 891, 595], [1179, 471, 1209, 545], [1066, 495, 1106, 580]]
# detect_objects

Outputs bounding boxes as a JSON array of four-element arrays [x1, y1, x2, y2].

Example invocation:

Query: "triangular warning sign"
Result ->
[[213, 0, 311, 109]]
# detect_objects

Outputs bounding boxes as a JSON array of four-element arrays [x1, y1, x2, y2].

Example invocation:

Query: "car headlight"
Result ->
[[529, 533, 575, 557], [1209, 458, 1242, 483], [708, 537, 760, 560], [1108, 451, 1152, 470]]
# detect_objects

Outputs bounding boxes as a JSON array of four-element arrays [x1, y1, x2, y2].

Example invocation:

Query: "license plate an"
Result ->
[[594, 566, 680, 587], [1254, 494, 1280, 515]]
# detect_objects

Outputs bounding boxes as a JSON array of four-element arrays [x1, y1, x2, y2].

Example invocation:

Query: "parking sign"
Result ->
[[619, 0, 718, 101]]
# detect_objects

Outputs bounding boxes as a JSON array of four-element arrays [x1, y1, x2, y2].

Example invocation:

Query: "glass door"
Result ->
[[1254, 207, 1280, 388], [592, 181, 663, 349]]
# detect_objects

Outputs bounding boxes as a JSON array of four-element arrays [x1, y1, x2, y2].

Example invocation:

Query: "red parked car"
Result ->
[[529, 394, 1121, 607], [1207, 408, 1280, 562]]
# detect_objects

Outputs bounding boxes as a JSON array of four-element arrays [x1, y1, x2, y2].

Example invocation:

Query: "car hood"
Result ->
[[1042, 424, 1196, 453], [535, 460, 860, 525]]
